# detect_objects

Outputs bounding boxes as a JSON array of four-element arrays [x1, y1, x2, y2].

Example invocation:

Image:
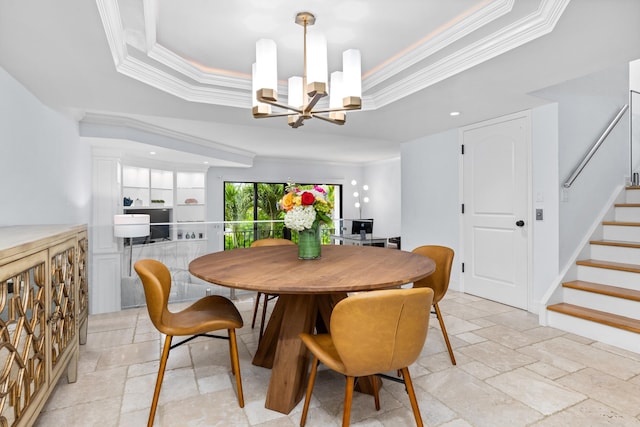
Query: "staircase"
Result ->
[[546, 186, 640, 353]]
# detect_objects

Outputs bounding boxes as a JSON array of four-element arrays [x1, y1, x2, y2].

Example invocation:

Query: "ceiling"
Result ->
[[1, 0, 639, 166]]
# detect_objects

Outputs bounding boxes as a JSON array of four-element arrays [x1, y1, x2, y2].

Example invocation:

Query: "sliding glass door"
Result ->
[[224, 182, 341, 249]]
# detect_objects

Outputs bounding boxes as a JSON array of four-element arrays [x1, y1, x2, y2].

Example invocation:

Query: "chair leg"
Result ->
[[259, 293, 270, 343], [228, 328, 244, 408], [434, 303, 456, 365], [251, 292, 263, 329], [400, 367, 423, 427], [342, 376, 355, 427], [372, 374, 380, 411], [227, 335, 235, 376], [300, 356, 319, 427], [148, 335, 172, 427]]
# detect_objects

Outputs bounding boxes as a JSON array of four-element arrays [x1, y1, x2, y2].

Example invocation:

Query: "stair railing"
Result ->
[[631, 90, 639, 182], [563, 103, 629, 188]]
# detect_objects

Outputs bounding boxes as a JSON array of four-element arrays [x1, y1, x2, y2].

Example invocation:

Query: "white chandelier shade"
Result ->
[[251, 11, 362, 128], [252, 63, 271, 114], [306, 31, 328, 88], [329, 71, 344, 120], [255, 39, 278, 92], [288, 76, 303, 109], [343, 49, 362, 99]]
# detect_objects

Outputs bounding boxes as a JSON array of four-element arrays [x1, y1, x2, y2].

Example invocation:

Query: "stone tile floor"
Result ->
[[35, 290, 640, 426]]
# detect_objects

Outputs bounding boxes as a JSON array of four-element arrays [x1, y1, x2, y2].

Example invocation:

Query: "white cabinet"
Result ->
[[176, 171, 206, 240], [122, 166, 150, 206], [150, 169, 174, 206], [122, 166, 174, 206], [121, 166, 206, 240]]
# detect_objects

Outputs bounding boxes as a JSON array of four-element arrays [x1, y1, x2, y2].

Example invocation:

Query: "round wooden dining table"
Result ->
[[189, 244, 435, 414]]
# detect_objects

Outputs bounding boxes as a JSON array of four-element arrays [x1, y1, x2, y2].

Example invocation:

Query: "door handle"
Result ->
[[515, 220, 525, 227]]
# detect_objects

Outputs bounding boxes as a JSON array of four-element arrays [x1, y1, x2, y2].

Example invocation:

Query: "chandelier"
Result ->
[[252, 12, 362, 128]]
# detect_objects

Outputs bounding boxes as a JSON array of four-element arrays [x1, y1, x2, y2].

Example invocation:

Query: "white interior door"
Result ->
[[461, 112, 530, 309]]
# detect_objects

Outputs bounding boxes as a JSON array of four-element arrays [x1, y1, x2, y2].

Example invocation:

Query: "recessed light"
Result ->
[[150, 151, 156, 155], [450, 111, 460, 116], [204, 161, 209, 165]]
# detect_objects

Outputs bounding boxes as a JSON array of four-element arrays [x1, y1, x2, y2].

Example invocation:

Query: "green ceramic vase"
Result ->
[[298, 226, 321, 259]]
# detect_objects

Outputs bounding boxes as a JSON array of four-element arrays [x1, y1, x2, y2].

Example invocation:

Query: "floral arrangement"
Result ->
[[279, 183, 333, 231]]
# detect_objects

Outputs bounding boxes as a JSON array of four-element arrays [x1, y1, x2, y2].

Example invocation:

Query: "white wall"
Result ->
[[631, 59, 640, 91], [531, 103, 560, 305], [401, 107, 562, 308], [631, 60, 640, 172], [363, 157, 401, 238], [0, 67, 91, 226], [554, 66, 629, 267], [401, 129, 460, 288]]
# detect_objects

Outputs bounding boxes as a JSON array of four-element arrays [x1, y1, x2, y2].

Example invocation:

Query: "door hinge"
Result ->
[[461, 144, 464, 155], [461, 203, 464, 214], [461, 262, 465, 273]]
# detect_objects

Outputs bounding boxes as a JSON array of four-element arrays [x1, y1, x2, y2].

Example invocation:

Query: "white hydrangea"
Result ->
[[284, 205, 317, 231]]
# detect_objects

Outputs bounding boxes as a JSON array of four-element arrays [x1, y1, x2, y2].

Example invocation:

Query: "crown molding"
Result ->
[[98, 0, 251, 107], [80, 113, 255, 166], [147, 43, 251, 90], [363, 0, 514, 91], [97, 0, 570, 112], [142, 0, 251, 90], [368, 0, 571, 109], [117, 53, 250, 108], [143, 0, 157, 53], [96, 0, 127, 67]]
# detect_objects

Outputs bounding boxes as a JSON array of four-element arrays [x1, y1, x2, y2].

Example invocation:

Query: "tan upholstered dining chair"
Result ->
[[299, 287, 434, 427], [250, 238, 296, 342], [411, 245, 456, 365], [134, 259, 244, 427]]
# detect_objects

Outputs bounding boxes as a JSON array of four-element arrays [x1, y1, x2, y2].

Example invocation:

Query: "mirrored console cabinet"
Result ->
[[0, 225, 88, 426]]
